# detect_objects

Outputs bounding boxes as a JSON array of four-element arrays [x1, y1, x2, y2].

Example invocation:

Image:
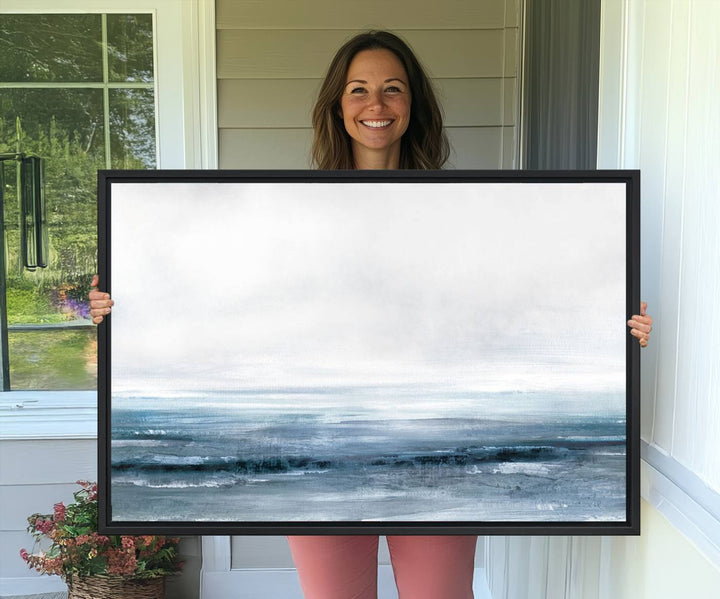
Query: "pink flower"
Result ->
[[19, 548, 29, 562], [53, 502, 66, 522], [43, 556, 64, 576], [107, 548, 137, 576], [121, 536, 135, 549], [34, 518, 54, 534]]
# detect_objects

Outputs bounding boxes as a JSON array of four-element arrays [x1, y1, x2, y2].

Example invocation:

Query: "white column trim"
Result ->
[[200, 536, 231, 599], [198, 0, 218, 169], [201, 536, 232, 573], [597, 0, 629, 169], [180, 0, 218, 169]]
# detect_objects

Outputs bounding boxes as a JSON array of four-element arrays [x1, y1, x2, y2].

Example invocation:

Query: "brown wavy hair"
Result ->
[[311, 31, 449, 170]]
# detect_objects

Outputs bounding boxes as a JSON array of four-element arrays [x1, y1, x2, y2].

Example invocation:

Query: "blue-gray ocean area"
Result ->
[[110, 387, 627, 522]]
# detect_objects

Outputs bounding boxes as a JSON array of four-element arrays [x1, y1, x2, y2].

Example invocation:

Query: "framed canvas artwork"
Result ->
[[98, 170, 640, 535]]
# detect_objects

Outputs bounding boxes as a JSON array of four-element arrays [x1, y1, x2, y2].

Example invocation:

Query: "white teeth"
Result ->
[[362, 120, 392, 128]]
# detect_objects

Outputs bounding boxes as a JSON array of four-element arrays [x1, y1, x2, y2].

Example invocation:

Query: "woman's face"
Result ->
[[340, 49, 411, 166]]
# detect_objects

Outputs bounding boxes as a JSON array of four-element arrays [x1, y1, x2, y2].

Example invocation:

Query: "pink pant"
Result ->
[[287, 535, 477, 599]]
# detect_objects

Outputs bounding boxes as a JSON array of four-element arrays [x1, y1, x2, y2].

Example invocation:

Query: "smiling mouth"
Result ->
[[360, 120, 393, 129]]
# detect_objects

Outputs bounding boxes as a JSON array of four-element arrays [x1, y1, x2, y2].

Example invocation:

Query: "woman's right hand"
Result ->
[[89, 274, 114, 324]]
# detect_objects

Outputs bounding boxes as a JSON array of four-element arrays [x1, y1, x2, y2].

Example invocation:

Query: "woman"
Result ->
[[90, 31, 653, 599]]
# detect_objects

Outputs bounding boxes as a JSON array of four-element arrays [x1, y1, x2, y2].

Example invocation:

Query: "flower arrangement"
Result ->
[[20, 481, 182, 585]]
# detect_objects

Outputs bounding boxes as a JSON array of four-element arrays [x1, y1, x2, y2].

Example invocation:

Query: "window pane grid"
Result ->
[[0, 12, 156, 390]]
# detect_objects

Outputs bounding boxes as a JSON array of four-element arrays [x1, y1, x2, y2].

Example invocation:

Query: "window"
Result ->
[[0, 13, 156, 390], [0, 0, 215, 440]]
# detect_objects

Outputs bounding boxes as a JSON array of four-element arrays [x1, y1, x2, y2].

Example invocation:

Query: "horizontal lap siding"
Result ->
[[219, 79, 516, 128], [0, 440, 96, 486], [220, 126, 511, 169], [217, 0, 521, 170], [216, 0, 514, 30], [218, 30, 511, 79], [219, 128, 313, 169]]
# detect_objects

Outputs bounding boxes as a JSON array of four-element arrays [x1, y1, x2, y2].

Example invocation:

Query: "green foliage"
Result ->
[[0, 14, 103, 82], [5, 286, 64, 325], [0, 14, 154, 84], [9, 329, 96, 390]]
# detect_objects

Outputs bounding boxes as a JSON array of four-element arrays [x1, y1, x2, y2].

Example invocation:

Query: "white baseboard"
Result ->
[[641, 443, 720, 568]]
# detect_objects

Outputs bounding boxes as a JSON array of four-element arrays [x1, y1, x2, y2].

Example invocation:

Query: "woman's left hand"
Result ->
[[627, 301, 653, 348], [89, 274, 113, 324]]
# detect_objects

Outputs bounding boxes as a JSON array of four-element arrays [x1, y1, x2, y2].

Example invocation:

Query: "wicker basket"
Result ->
[[67, 575, 164, 599]]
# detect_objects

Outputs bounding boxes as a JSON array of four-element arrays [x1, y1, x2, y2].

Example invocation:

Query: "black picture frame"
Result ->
[[98, 169, 640, 536]]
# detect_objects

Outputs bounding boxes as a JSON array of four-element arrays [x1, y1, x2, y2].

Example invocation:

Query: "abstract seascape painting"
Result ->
[[98, 170, 640, 535]]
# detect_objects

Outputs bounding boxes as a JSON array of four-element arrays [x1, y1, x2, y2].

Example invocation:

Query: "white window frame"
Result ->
[[0, 0, 217, 441]]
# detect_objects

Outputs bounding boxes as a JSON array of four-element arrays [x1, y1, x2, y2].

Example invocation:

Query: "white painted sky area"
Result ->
[[110, 182, 626, 394]]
